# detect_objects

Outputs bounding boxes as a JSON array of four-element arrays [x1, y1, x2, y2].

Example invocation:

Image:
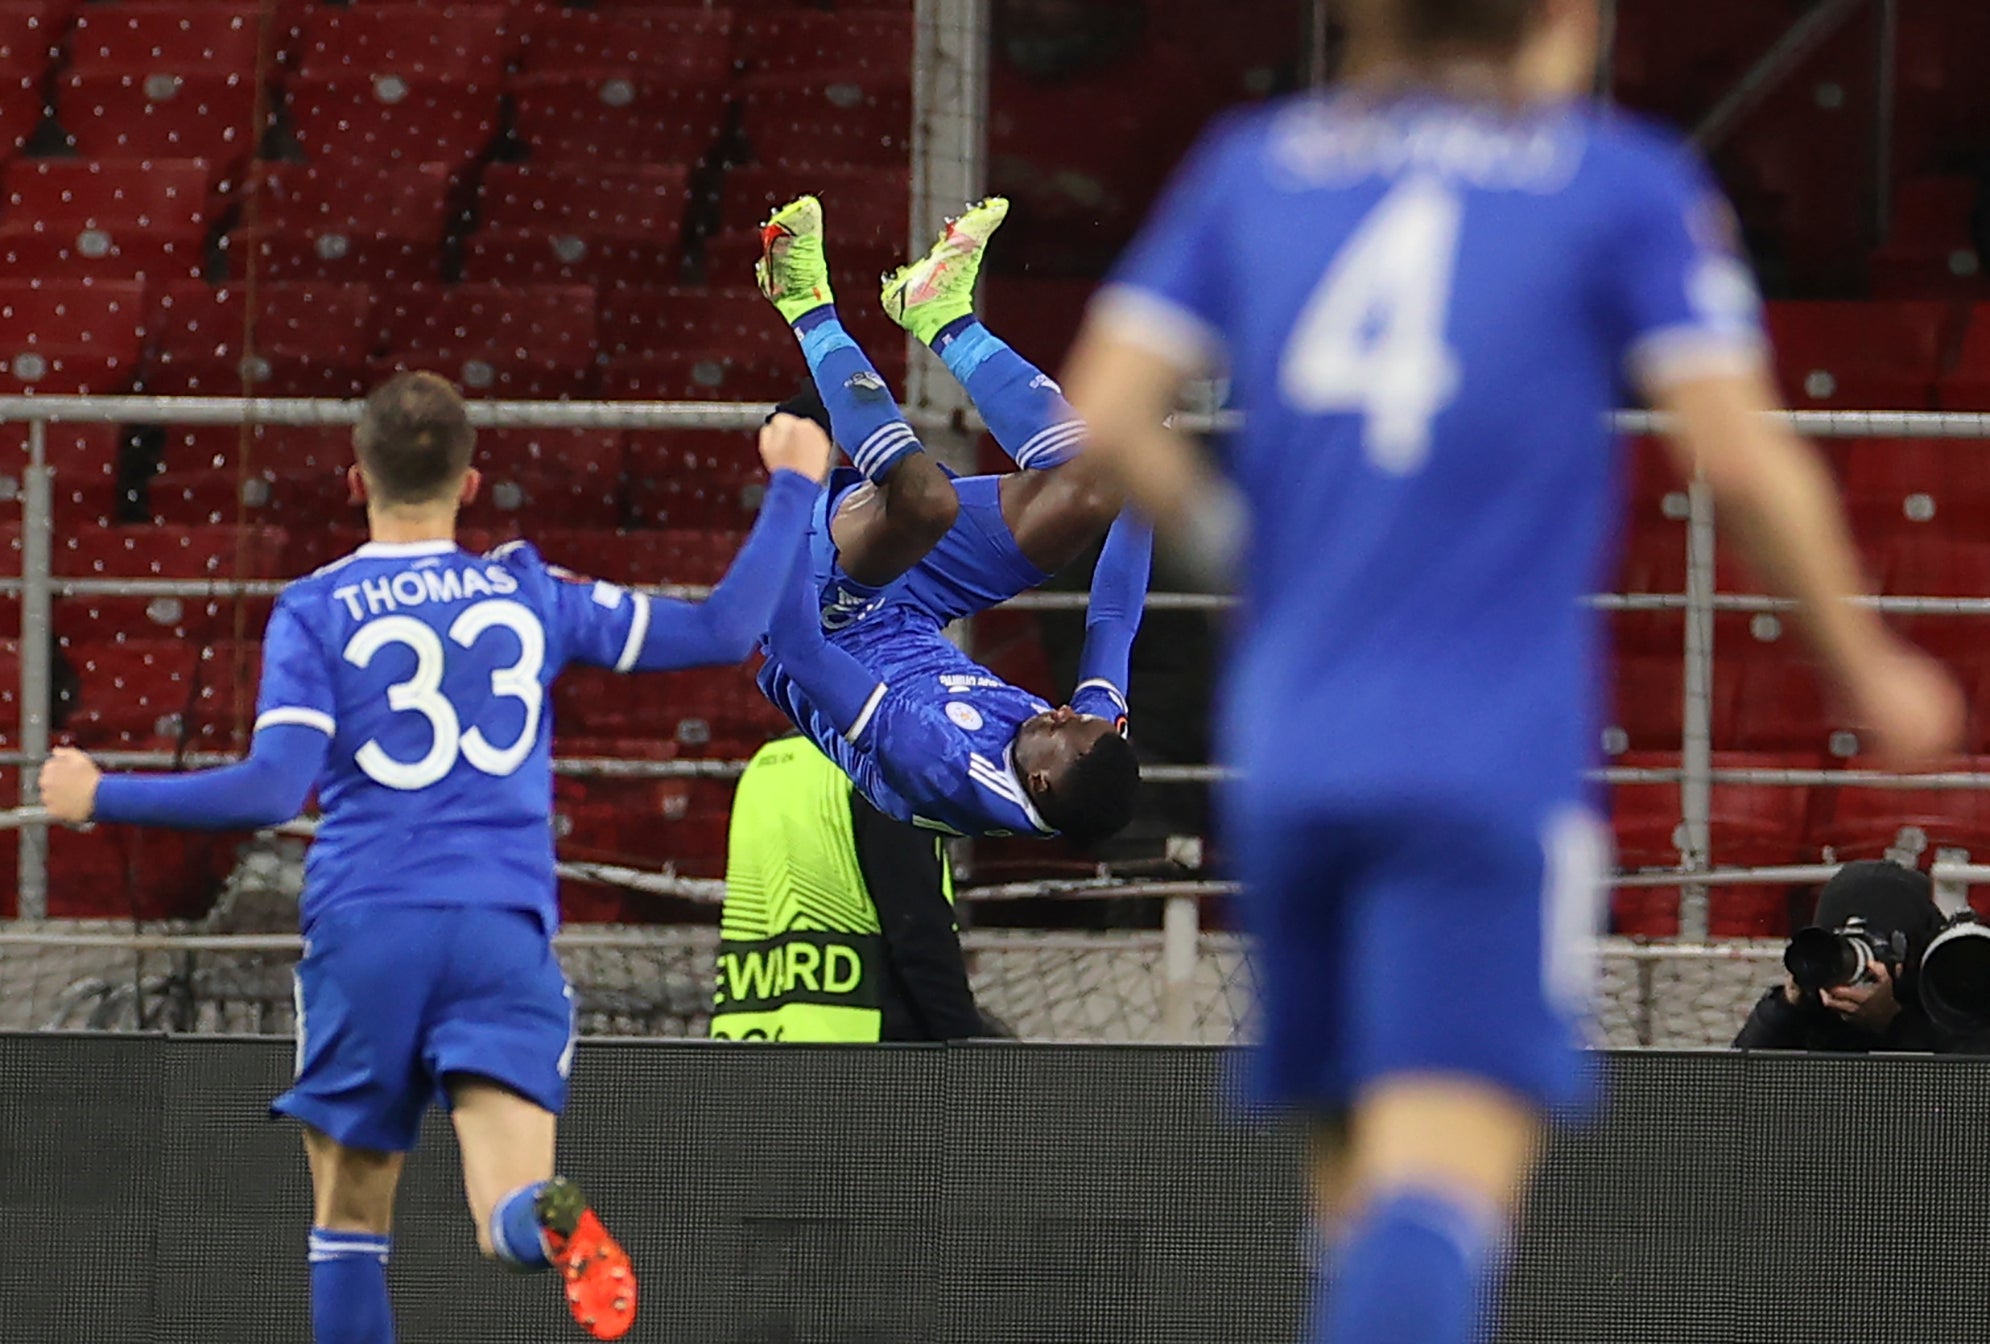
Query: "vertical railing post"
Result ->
[[1162, 893, 1199, 1041], [1678, 474, 1717, 942], [910, 0, 989, 658], [18, 416, 51, 919]]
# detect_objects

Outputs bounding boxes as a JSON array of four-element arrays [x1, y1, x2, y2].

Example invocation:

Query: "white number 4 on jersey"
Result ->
[[1279, 176, 1464, 475]]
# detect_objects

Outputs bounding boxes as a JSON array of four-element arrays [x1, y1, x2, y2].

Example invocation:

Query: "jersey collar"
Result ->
[[1003, 744, 1056, 836], [354, 540, 461, 559]]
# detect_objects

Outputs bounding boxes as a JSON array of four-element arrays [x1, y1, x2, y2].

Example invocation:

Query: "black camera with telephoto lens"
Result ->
[[1784, 916, 1906, 993]]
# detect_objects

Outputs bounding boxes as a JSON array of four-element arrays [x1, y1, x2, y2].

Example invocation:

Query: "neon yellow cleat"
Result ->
[[755, 194, 835, 324], [881, 196, 1010, 346]]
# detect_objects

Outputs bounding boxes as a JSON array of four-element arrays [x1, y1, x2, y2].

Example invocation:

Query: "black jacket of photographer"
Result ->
[[1732, 861, 1957, 1054]]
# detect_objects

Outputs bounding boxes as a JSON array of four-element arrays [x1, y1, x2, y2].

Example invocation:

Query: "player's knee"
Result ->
[[885, 467, 960, 547], [1345, 1073, 1542, 1215]]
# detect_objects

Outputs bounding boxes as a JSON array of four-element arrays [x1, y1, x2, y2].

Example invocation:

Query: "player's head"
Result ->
[[351, 371, 480, 513], [1341, 0, 1599, 98], [1013, 705, 1140, 846]]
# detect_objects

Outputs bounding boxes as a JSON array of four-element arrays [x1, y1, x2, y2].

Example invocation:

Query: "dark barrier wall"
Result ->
[[3, 1038, 1988, 1343]]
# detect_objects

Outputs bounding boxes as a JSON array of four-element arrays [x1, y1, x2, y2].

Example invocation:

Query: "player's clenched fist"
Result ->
[[758, 412, 834, 484], [39, 746, 101, 825]]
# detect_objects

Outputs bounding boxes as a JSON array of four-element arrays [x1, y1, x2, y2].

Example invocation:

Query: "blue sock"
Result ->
[[308, 1229, 394, 1344], [934, 318, 1084, 471], [489, 1182, 553, 1271], [1314, 1192, 1498, 1344], [792, 307, 922, 482]]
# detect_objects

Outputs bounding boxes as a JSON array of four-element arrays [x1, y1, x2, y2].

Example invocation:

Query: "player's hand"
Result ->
[[758, 412, 834, 484], [1843, 641, 1966, 772], [39, 746, 101, 825]]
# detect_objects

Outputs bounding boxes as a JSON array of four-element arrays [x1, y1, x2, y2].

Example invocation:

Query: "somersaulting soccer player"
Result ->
[[1061, 1, 1965, 1343], [752, 194, 1154, 843], [38, 375, 833, 1343]]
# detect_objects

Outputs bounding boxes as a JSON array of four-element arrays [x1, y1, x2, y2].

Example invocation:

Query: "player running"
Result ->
[[751, 194, 1152, 843], [1061, 2, 1964, 1343], [38, 373, 832, 1344]]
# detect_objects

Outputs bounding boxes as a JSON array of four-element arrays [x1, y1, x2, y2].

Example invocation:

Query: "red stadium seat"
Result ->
[[1708, 754, 1818, 868], [1868, 176, 1984, 300], [597, 284, 787, 361], [736, 72, 912, 170], [286, 5, 507, 169], [702, 163, 910, 292], [733, 10, 911, 78], [56, 5, 265, 163], [458, 427, 625, 531], [46, 826, 239, 921], [1840, 436, 1990, 532], [508, 74, 725, 170], [536, 527, 744, 587], [0, 158, 215, 280], [144, 281, 378, 396], [2, 423, 126, 529], [0, 278, 146, 393], [21, 523, 292, 578], [598, 349, 794, 402], [1936, 304, 1990, 411], [0, 3, 58, 71], [1727, 647, 1842, 755], [622, 428, 763, 528], [1810, 769, 1990, 861], [460, 163, 689, 286], [513, 6, 733, 86], [1875, 536, 1990, 597], [0, 2, 58, 156], [222, 161, 456, 283], [1608, 753, 1679, 870], [372, 283, 599, 399], [1764, 301, 1953, 411]]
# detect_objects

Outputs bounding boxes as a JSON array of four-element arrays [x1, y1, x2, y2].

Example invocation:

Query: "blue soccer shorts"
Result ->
[[1230, 794, 1609, 1115], [812, 467, 1048, 633], [272, 904, 576, 1152]]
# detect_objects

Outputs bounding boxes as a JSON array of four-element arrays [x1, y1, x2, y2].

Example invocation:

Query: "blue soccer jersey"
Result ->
[[1096, 92, 1764, 821], [259, 538, 665, 929], [758, 613, 1131, 837]]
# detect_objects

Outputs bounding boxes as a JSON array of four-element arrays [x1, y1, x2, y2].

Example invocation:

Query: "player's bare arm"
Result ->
[[1064, 312, 1245, 585], [1655, 368, 1964, 769]]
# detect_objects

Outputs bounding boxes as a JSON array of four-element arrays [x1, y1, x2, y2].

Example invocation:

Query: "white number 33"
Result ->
[[1280, 176, 1463, 475], [342, 599, 546, 791]]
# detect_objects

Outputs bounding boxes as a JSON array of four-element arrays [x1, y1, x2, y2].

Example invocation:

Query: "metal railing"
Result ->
[[10, 398, 1990, 930]]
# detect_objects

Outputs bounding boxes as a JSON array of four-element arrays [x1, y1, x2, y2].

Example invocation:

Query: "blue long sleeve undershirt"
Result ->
[[623, 468, 821, 669], [93, 723, 329, 830], [764, 547, 889, 739], [93, 471, 824, 829], [1075, 513, 1154, 695]]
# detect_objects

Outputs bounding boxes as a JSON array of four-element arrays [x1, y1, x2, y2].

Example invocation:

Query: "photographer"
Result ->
[[1734, 860, 1950, 1052]]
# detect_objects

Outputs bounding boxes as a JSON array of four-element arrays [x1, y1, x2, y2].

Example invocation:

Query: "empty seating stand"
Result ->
[[285, 5, 507, 169], [59, 5, 267, 166], [0, 158, 215, 280]]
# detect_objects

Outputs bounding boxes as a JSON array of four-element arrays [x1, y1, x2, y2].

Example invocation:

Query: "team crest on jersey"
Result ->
[[945, 701, 984, 732]]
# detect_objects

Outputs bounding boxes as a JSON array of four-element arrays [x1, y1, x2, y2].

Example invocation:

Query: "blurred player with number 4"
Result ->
[[39, 375, 833, 1343], [1063, 1, 1965, 1343]]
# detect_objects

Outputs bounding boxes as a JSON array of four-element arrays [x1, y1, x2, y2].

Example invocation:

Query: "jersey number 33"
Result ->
[[343, 598, 547, 790]]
